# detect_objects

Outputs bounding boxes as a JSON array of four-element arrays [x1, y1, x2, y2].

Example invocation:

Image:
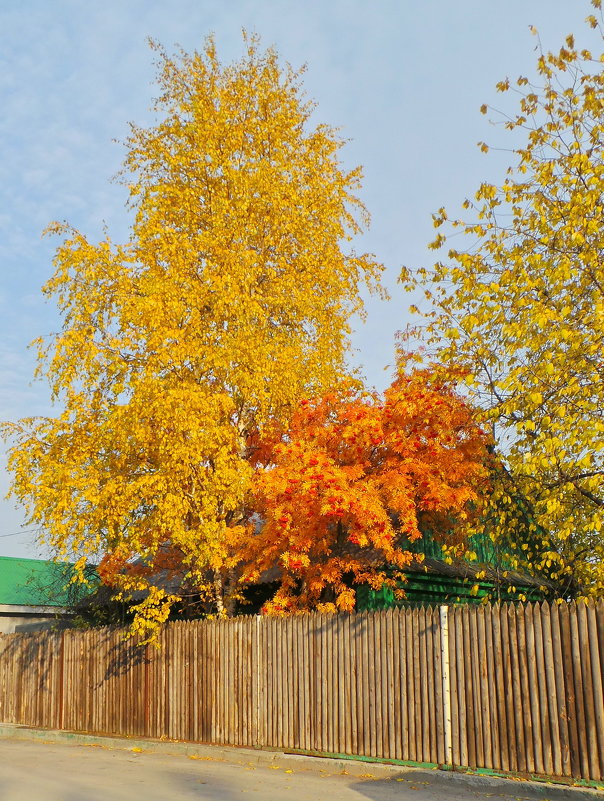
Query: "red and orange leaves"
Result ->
[[246, 363, 491, 614]]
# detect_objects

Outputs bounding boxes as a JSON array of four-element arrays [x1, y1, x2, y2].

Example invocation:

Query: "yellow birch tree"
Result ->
[[4, 35, 383, 636], [403, 3, 604, 596]]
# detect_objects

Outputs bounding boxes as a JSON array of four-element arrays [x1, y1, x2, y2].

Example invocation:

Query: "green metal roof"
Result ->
[[0, 556, 88, 607], [356, 528, 550, 611], [400, 529, 506, 566], [356, 572, 546, 612]]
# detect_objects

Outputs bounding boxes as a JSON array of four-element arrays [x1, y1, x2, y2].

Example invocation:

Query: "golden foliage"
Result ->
[[3, 35, 383, 639], [403, 7, 604, 596]]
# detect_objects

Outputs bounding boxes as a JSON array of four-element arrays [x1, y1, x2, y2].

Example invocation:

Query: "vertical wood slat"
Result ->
[[382, 611, 393, 761], [330, 613, 337, 754], [550, 605, 571, 777], [232, 618, 240, 745], [257, 616, 266, 749], [579, 602, 599, 781], [246, 617, 254, 747], [492, 606, 507, 773], [336, 614, 346, 756], [391, 609, 401, 761], [368, 612, 378, 757], [345, 614, 355, 756], [535, 603, 554, 775], [431, 608, 442, 765], [448, 606, 459, 767], [224, 619, 232, 744], [406, 608, 417, 762], [426, 607, 437, 764], [413, 608, 422, 763], [507, 605, 526, 774], [469, 608, 484, 769], [455, 606, 468, 768], [232, 620, 239, 745], [484, 606, 499, 771], [418, 607, 429, 763], [542, 604, 562, 777], [398, 608, 409, 762], [477, 606, 491, 770], [310, 615, 318, 752], [525, 604, 544, 775], [516, 606, 535, 774], [319, 615, 328, 753], [373, 611, 383, 759], [275, 617, 284, 750], [501, 605, 517, 773], [265, 618, 273, 749], [463, 606, 477, 768], [570, 603, 590, 779], [292, 615, 300, 751], [215, 620, 222, 744], [359, 613, 369, 757], [587, 602, 604, 781], [302, 615, 312, 753], [242, 618, 249, 746]]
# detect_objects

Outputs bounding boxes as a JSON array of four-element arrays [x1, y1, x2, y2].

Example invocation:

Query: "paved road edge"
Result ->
[[0, 723, 601, 797]]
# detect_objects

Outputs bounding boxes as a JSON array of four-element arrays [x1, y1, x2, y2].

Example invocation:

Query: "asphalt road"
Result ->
[[0, 738, 599, 801]]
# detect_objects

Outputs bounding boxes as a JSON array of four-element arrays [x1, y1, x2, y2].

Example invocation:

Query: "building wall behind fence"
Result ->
[[0, 602, 602, 782]]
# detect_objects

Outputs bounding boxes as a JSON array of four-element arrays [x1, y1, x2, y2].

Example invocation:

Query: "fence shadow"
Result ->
[[0, 630, 62, 692], [350, 770, 600, 801], [101, 631, 151, 682]]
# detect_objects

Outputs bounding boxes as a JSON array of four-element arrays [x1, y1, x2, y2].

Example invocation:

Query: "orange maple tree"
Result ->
[[244, 361, 491, 614]]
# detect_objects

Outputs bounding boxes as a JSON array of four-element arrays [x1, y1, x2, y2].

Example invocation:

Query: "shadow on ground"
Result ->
[[351, 769, 601, 801]]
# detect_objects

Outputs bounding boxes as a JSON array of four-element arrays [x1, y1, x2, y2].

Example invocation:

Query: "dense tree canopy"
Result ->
[[244, 361, 490, 614], [403, 4, 604, 596], [3, 35, 383, 637]]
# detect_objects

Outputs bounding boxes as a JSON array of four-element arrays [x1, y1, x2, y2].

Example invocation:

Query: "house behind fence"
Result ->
[[0, 556, 91, 634], [0, 602, 602, 783]]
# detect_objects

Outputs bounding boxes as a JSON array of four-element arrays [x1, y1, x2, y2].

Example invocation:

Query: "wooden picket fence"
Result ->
[[0, 602, 603, 782]]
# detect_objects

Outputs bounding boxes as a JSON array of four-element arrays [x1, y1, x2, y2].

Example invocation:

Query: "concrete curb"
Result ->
[[0, 723, 601, 797]]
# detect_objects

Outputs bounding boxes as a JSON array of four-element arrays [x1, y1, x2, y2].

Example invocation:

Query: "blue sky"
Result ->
[[0, 1, 595, 558]]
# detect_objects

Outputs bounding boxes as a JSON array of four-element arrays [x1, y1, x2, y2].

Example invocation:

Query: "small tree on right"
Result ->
[[403, 2, 604, 596]]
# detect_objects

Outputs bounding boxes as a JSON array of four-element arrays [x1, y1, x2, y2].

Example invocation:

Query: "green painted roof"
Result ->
[[401, 529, 506, 566], [356, 572, 547, 612], [0, 556, 90, 607], [355, 528, 551, 611]]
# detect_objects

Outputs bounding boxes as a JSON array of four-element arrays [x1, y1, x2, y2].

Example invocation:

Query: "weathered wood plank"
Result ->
[[534, 602, 554, 776], [569, 603, 589, 779], [405, 608, 417, 762], [418, 607, 429, 763], [463, 606, 477, 768], [541, 603, 562, 777], [485, 606, 500, 770], [578, 602, 599, 781], [448, 607, 459, 767], [412, 608, 422, 762], [492, 606, 509, 773], [455, 606, 469, 768], [587, 601, 604, 781], [426, 607, 437, 764], [549, 605, 571, 777], [507, 605, 526, 773], [469, 607, 485, 769]]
